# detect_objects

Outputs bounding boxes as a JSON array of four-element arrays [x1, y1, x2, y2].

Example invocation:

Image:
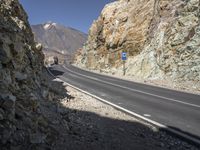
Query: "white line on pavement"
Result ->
[[47, 67, 200, 146], [63, 65, 200, 109]]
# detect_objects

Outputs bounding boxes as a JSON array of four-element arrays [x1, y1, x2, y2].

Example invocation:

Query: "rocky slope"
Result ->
[[74, 0, 200, 91], [0, 1, 199, 149], [32, 23, 87, 63], [0, 0, 70, 148]]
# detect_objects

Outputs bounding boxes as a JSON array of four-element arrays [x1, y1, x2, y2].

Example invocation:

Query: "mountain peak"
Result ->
[[31, 23, 87, 55], [43, 21, 57, 30]]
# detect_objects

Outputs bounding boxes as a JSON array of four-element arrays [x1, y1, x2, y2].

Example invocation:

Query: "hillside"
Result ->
[[32, 23, 87, 63], [0, 0, 77, 148], [74, 0, 200, 92], [1, 0, 199, 149]]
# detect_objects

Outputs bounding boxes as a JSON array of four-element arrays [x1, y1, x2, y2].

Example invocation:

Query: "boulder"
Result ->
[[15, 71, 28, 81]]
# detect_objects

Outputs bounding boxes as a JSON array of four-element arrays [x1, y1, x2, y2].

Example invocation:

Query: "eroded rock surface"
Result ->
[[74, 0, 200, 91], [0, 0, 68, 149], [0, 0, 199, 149]]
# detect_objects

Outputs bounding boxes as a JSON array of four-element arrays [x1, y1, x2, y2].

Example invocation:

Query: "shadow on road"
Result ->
[[19, 66, 198, 150], [48, 66, 65, 76]]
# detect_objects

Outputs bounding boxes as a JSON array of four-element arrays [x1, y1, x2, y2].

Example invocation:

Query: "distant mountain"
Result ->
[[31, 22, 87, 56]]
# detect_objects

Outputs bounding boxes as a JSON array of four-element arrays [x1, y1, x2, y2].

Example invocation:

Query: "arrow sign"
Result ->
[[122, 52, 127, 61]]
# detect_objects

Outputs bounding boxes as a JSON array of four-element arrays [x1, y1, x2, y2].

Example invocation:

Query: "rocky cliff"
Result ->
[[74, 0, 200, 91], [0, 0, 68, 148], [0, 1, 199, 149]]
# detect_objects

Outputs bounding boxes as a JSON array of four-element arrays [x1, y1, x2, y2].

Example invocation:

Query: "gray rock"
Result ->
[[0, 0, 52, 148], [0, 108, 4, 120], [15, 72, 27, 81], [42, 89, 49, 99], [30, 133, 46, 144], [30, 93, 38, 101], [0, 47, 12, 64], [0, 113, 3, 120], [1, 94, 16, 118], [160, 142, 165, 147], [2, 129, 12, 144], [2, 94, 16, 109]]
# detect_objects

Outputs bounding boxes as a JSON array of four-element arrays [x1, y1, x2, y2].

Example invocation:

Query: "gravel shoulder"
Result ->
[[56, 83, 199, 150]]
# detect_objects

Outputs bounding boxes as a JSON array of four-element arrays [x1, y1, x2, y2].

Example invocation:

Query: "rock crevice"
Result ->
[[74, 0, 200, 91], [0, 0, 69, 148]]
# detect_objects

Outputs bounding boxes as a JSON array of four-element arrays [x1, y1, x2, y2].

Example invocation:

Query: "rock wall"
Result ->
[[74, 0, 200, 90], [0, 0, 67, 148]]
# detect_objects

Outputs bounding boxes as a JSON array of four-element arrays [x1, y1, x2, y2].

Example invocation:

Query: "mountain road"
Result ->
[[49, 64, 200, 144]]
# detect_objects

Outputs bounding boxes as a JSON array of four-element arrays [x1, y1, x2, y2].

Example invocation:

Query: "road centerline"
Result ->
[[63, 65, 200, 109]]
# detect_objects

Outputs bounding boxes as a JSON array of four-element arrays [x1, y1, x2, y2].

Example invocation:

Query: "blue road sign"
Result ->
[[122, 52, 127, 61]]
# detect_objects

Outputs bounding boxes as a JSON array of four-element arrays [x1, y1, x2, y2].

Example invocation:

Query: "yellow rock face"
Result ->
[[75, 0, 200, 85]]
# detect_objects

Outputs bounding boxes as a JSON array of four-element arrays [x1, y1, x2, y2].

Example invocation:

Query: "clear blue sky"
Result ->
[[19, 0, 115, 33]]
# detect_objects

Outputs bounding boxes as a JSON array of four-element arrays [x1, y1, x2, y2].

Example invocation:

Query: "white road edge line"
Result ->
[[72, 64, 200, 96], [63, 65, 200, 109], [47, 67, 200, 146]]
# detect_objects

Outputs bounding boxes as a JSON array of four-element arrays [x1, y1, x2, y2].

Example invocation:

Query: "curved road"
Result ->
[[49, 64, 200, 143]]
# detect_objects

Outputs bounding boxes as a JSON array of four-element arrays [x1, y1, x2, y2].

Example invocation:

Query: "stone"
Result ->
[[0, 44, 12, 64], [0, 0, 199, 149], [29, 93, 38, 101], [30, 133, 46, 144], [42, 89, 49, 99], [2, 129, 12, 144], [0, 0, 51, 148], [160, 142, 165, 147], [2, 94, 16, 110], [0, 112, 4, 120], [15, 71, 27, 81], [35, 43, 43, 51], [0, 108, 5, 120], [74, 0, 200, 90]]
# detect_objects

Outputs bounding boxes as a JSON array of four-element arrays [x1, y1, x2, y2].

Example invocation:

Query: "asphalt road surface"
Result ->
[[49, 64, 200, 142]]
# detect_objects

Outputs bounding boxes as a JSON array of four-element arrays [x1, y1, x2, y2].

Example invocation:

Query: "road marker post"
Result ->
[[122, 52, 127, 76]]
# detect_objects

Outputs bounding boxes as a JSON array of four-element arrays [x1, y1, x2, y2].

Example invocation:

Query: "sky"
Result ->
[[19, 0, 115, 33]]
